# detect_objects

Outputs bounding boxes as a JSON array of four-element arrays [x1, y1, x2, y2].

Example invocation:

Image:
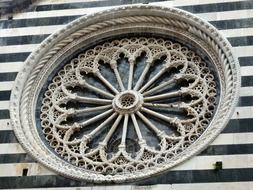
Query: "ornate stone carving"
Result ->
[[10, 5, 240, 183]]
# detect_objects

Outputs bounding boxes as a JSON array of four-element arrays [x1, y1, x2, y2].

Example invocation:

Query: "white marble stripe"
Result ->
[[1, 24, 253, 38], [197, 9, 253, 21], [0, 25, 62, 37], [221, 28, 253, 38], [0, 119, 11, 130], [162, 0, 248, 6], [232, 107, 253, 119], [211, 133, 253, 145], [0, 82, 14, 91], [0, 101, 9, 110], [241, 66, 253, 76], [1, 4, 252, 21], [171, 182, 253, 190], [0, 143, 25, 154], [0, 62, 23, 73], [34, 0, 107, 6], [233, 46, 253, 57], [0, 44, 38, 53], [240, 87, 253, 97], [0, 154, 253, 177], [0, 43, 252, 57]]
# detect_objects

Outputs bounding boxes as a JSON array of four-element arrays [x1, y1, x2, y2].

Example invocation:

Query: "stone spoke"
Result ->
[[133, 62, 151, 91], [136, 111, 164, 138], [119, 114, 129, 149], [100, 114, 123, 146], [144, 89, 188, 102], [142, 76, 177, 96], [114, 67, 125, 91], [79, 109, 114, 127], [74, 95, 112, 105], [130, 113, 146, 145], [85, 112, 118, 141], [62, 85, 112, 105], [128, 61, 134, 90], [83, 82, 115, 99], [140, 107, 175, 123], [139, 67, 166, 93], [143, 102, 180, 109], [74, 105, 113, 114], [95, 72, 119, 94]]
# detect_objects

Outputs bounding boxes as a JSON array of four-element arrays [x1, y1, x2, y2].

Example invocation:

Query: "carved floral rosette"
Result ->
[[10, 5, 240, 183]]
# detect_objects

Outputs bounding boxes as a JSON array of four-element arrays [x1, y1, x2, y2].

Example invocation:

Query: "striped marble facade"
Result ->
[[0, 0, 253, 189]]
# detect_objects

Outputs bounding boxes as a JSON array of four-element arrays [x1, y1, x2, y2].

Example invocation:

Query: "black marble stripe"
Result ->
[[0, 154, 34, 164], [0, 130, 18, 143], [0, 110, 10, 119], [0, 168, 253, 187], [179, 1, 253, 14], [228, 36, 253, 47], [199, 144, 253, 156], [210, 17, 253, 30], [241, 76, 253, 87], [239, 56, 253, 66], [0, 72, 17, 81], [223, 118, 253, 133], [35, 0, 168, 12], [0, 52, 30, 62], [0, 12, 253, 30], [0, 91, 10, 101], [0, 34, 49, 46], [0, 15, 80, 29], [238, 96, 253, 107], [34, 0, 252, 13]]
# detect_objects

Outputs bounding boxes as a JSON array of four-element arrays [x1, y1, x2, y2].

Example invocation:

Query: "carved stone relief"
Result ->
[[10, 6, 240, 182]]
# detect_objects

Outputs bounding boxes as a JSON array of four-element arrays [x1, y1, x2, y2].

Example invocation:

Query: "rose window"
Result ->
[[10, 6, 240, 183], [40, 37, 217, 174]]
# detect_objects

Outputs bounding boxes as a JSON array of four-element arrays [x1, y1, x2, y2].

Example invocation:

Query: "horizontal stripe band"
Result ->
[[32, 0, 252, 14], [1, 181, 253, 190], [0, 13, 253, 30], [1, 168, 253, 187], [1, 34, 253, 47], [1, 5, 252, 21], [1, 154, 253, 177], [1, 132, 253, 155]]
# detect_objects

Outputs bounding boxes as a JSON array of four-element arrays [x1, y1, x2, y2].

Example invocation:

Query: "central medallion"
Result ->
[[113, 90, 143, 114]]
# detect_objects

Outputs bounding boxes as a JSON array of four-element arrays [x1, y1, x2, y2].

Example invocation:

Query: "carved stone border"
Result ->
[[10, 5, 240, 183]]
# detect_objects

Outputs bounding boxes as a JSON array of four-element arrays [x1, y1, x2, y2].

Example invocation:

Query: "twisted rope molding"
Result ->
[[10, 5, 240, 183]]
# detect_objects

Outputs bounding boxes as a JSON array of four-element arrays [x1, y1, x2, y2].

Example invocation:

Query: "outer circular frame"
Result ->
[[10, 5, 240, 183]]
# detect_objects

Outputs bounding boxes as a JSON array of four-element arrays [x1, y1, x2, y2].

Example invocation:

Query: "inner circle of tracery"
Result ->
[[40, 37, 218, 175]]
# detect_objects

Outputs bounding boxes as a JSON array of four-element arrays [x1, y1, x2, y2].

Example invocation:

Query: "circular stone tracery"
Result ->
[[40, 37, 218, 175], [10, 5, 240, 183]]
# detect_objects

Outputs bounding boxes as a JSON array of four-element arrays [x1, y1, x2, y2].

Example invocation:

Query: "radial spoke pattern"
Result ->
[[40, 37, 218, 176]]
